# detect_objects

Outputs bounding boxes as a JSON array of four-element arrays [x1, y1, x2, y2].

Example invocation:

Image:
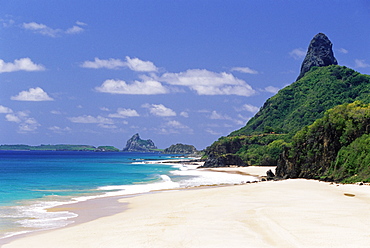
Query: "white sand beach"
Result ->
[[3, 166, 370, 248]]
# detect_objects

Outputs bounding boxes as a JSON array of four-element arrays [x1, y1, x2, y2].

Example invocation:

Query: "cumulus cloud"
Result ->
[[81, 58, 126, 69], [125, 56, 158, 72], [108, 108, 140, 118], [180, 111, 189, 118], [355, 59, 370, 68], [0, 58, 45, 73], [81, 56, 157, 72], [159, 120, 193, 134], [240, 104, 260, 113], [65, 25, 84, 34], [209, 110, 230, 120], [23, 21, 86, 37], [0, 105, 13, 114], [161, 69, 255, 96], [264, 86, 280, 94], [95, 79, 168, 95], [231, 67, 259, 74], [289, 48, 306, 60], [68, 115, 114, 124], [11, 87, 54, 101], [142, 103, 176, 117], [5, 111, 40, 132]]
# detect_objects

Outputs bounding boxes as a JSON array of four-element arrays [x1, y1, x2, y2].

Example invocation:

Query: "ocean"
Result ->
[[0, 151, 256, 241]]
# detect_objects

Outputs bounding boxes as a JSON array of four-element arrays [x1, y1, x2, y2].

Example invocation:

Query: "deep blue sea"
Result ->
[[0, 151, 256, 240]]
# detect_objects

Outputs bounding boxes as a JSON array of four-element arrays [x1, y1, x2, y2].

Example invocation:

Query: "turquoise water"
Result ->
[[0, 151, 256, 240]]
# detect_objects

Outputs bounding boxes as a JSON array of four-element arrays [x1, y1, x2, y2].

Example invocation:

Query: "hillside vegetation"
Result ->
[[204, 65, 370, 166], [276, 101, 370, 183]]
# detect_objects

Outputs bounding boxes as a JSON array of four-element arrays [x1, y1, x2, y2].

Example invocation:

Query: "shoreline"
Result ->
[[0, 161, 261, 246], [2, 176, 370, 247], [4, 164, 370, 247]]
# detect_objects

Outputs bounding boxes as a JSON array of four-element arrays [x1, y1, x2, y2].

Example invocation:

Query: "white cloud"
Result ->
[[264, 86, 280, 94], [355, 59, 370, 68], [143, 103, 176, 117], [5, 113, 21, 123], [209, 110, 230, 120], [23, 22, 60, 37], [231, 67, 259, 74], [65, 25, 84, 34], [48, 126, 72, 133], [0, 58, 45, 73], [5, 111, 40, 132], [0, 105, 13, 114], [95, 79, 168, 95], [81, 56, 157, 72], [161, 69, 255, 96], [98, 124, 118, 129], [11, 87, 54, 101], [50, 110, 62, 115], [289, 48, 306, 60], [159, 120, 193, 134], [180, 111, 189, 118], [19, 118, 40, 132], [23, 21, 86, 37], [241, 104, 260, 113], [108, 108, 140, 118], [338, 48, 348, 54], [68, 115, 114, 124], [81, 58, 126, 69], [125, 56, 158, 72]]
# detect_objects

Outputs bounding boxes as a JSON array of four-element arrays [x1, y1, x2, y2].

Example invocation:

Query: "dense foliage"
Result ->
[[204, 65, 370, 167], [276, 101, 370, 183]]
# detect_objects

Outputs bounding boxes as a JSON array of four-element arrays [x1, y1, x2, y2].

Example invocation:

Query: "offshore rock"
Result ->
[[122, 133, 157, 152], [297, 33, 337, 80]]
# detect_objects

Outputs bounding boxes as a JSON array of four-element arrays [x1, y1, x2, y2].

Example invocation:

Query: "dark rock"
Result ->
[[122, 133, 157, 152], [201, 154, 246, 168], [297, 33, 338, 80], [266, 169, 275, 180]]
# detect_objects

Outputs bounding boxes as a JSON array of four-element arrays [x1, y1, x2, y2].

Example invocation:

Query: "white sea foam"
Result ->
[[0, 160, 258, 241]]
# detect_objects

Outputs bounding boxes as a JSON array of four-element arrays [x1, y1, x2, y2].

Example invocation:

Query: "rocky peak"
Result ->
[[297, 33, 338, 80], [122, 133, 157, 152]]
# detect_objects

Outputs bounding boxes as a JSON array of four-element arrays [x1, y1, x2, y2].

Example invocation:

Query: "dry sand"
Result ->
[[3, 167, 370, 248]]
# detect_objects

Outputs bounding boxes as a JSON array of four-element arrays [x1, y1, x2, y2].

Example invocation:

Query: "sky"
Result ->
[[0, 0, 369, 150]]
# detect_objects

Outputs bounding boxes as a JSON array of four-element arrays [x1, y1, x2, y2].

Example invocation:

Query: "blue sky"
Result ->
[[0, 1, 369, 150]]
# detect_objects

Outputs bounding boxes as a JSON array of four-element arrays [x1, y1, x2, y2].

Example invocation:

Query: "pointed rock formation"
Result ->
[[122, 133, 157, 152], [297, 33, 338, 80]]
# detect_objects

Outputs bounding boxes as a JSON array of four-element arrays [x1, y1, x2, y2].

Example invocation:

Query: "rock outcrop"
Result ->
[[122, 133, 157, 152], [296, 33, 337, 80], [200, 154, 246, 168], [163, 143, 198, 154]]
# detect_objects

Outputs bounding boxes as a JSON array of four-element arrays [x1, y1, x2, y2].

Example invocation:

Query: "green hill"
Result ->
[[203, 65, 370, 167], [276, 101, 370, 183]]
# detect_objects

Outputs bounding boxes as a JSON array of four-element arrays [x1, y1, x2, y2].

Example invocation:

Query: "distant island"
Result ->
[[0, 144, 120, 152]]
